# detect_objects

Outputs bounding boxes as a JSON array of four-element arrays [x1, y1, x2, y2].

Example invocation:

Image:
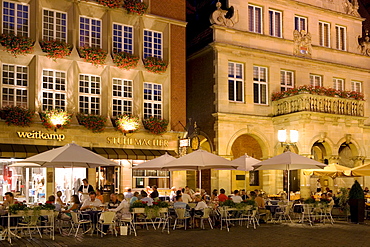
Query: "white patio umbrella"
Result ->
[[303, 163, 352, 178], [252, 151, 326, 199], [10, 143, 118, 168], [231, 154, 260, 190], [164, 149, 238, 189], [132, 152, 176, 170]]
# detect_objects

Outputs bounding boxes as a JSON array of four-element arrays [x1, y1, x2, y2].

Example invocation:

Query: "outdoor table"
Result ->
[[265, 205, 279, 215], [293, 204, 304, 213], [81, 210, 102, 233]]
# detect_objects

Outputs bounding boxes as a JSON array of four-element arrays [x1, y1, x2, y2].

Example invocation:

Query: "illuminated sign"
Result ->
[[107, 137, 169, 147], [17, 130, 65, 141]]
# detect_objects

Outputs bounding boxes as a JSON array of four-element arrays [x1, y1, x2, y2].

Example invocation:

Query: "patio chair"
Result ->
[[274, 204, 293, 223], [17, 214, 42, 239], [173, 208, 191, 230], [154, 208, 170, 234], [193, 207, 213, 230], [119, 215, 137, 236], [68, 212, 92, 237], [97, 211, 117, 237], [301, 204, 314, 226], [321, 204, 334, 224], [218, 207, 230, 231], [244, 209, 259, 229], [132, 208, 156, 230]]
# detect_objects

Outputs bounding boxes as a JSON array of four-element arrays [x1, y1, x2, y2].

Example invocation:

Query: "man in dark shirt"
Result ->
[[150, 185, 159, 199], [107, 193, 121, 209]]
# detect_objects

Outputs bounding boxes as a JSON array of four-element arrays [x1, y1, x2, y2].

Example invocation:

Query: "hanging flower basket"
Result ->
[[0, 106, 34, 127], [142, 116, 168, 135], [143, 56, 168, 74], [40, 40, 72, 61], [0, 33, 34, 57], [113, 51, 139, 70], [39, 109, 72, 130], [78, 46, 107, 66], [115, 114, 140, 134], [77, 114, 106, 133], [123, 0, 148, 15]]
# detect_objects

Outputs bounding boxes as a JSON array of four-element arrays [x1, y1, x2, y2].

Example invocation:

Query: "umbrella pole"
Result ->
[[199, 169, 202, 190], [287, 167, 290, 201]]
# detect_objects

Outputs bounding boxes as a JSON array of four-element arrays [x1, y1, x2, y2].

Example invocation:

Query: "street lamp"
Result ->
[[278, 129, 299, 151]]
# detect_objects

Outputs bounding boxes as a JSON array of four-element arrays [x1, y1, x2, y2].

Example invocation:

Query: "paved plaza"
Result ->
[[0, 219, 369, 247]]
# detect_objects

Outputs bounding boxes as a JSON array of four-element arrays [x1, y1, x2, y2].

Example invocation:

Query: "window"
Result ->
[[112, 79, 133, 116], [112, 23, 133, 54], [79, 74, 101, 115], [248, 5, 262, 34], [1, 64, 28, 107], [143, 30, 162, 59], [42, 70, 66, 111], [280, 70, 294, 91], [79, 16, 101, 48], [143, 82, 162, 119], [269, 9, 282, 38], [351, 81, 362, 93], [294, 16, 307, 31], [333, 78, 344, 91], [228, 62, 244, 102], [2, 1, 29, 36], [42, 9, 67, 41], [335, 25, 346, 51], [319, 21, 330, 47], [310, 74, 322, 87], [253, 66, 268, 105]]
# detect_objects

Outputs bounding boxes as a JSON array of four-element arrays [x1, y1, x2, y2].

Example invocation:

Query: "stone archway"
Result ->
[[230, 135, 263, 191]]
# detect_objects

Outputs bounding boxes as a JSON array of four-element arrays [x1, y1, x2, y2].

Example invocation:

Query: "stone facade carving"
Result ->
[[293, 30, 312, 57], [358, 31, 370, 56], [210, 1, 239, 27], [273, 93, 364, 117], [344, 0, 360, 17]]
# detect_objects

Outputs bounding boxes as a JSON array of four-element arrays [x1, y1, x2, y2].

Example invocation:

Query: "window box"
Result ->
[[40, 40, 72, 61], [113, 51, 139, 70], [143, 56, 168, 74], [39, 109, 72, 130], [115, 114, 140, 134], [77, 114, 106, 133], [0, 106, 34, 127], [123, 0, 148, 15], [78, 46, 107, 66], [142, 116, 168, 135], [0, 33, 34, 57]]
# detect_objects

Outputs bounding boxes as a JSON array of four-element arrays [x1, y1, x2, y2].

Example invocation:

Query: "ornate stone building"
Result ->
[[186, 0, 370, 197], [0, 0, 186, 202]]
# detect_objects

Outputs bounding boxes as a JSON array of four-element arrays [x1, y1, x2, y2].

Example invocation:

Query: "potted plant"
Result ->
[[122, 0, 148, 15], [143, 56, 168, 74], [0, 106, 34, 127], [40, 40, 72, 61], [77, 113, 106, 133], [142, 116, 168, 135], [348, 180, 365, 223], [113, 51, 139, 70], [78, 46, 107, 66], [0, 33, 34, 57]]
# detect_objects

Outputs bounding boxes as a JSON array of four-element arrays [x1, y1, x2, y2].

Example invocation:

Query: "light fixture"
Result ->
[[278, 129, 287, 143], [278, 129, 299, 152]]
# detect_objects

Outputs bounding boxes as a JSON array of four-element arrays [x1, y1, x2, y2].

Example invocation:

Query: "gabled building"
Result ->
[[186, 0, 370, 197]]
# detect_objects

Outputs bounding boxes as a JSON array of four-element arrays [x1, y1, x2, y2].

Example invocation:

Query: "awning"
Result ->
[[93, 148, 177, 160], [0, 144, 177, 160]]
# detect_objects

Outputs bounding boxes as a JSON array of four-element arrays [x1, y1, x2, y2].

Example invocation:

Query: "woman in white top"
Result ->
[[109, 195, 131, 220]]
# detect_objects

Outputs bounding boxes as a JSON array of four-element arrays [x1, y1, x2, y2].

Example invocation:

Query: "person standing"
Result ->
[[78, 178, 94, 203], [316, 179, 322, 193]]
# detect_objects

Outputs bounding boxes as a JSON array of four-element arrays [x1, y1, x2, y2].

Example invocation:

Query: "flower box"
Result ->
[[77, 114, 106, 133], [0, 106, 34, 127], [123, 0, 148, 15], [113, 51, 139, 70], [0, 33, 34, 57], [40, 40, 72, 60], [142, 116, 168, 135], [39, 109, 72, 130], [78, 46, 108, 66], [143, 56, 168, 74]]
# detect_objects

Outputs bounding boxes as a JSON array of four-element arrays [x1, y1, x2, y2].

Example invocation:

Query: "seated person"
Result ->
[[56, 191, 66, 206], [130, 192, 140, 206], [140, 191, 153, 206], [173, 195, 191, 220], [231, 190, 243, 203], [96, 189, 104, 204], [181, 188, 192, 203], [2, 192, 17, 208], [108, 195, 131, 220], [80, 191, 102, 210], [61, 195, 80, 218], [241, 189, 249, 200], [46, 195, 61, 212], [254, 194, 271, 223], [218, 189, 228, 202], [193, 195, 207, 227], [108, 193, 121, 209], [124, 188, 133, 200], [150, 185, 159, 199]]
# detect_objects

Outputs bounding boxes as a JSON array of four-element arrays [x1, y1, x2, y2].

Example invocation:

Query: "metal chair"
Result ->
[[193, 207, 213, 229], [17, 214, 42, 239], [173, 208, 191, 230], [97, 211, 117, 237], [274, 204, 293, 223], [68, 212, 92, 237], [119, 215, 137, 236]]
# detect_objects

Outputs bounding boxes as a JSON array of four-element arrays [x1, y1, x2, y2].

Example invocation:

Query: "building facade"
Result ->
[[186, 0, 370, 197], [0, 0, 186, 202]]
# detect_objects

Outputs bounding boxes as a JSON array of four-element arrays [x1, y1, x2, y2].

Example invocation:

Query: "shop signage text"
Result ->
[[17, 130, 65, 141], [107, 137, 169, 147]]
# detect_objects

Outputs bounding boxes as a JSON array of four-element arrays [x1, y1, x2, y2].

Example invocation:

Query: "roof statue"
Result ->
[[210, 0, 239, 27], [344, 0, 360, 17], [358, 30, 370, 56]]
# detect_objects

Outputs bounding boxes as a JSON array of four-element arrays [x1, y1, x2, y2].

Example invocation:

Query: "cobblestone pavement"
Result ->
[[0, 220, 369, 247]]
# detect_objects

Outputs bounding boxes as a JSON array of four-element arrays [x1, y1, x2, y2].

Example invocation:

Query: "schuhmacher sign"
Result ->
[[16, 131, 169, 147]]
